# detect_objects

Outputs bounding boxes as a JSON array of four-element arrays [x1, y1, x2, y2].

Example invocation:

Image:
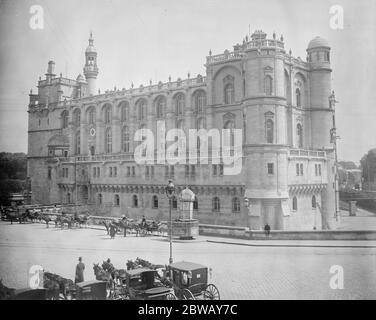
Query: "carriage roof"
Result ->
[[75, 280, 107, 288], [126, 268, 157, 277], [169, 261, 207, 272]]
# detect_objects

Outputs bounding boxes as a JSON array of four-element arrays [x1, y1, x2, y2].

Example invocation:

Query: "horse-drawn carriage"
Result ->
[[74, 280, 108, 300], [121, 268, 176, 300], [168, 261, 220, 300]]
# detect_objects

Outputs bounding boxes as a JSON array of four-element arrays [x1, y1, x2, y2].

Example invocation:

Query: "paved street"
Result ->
[[1, 221, 376, 299]]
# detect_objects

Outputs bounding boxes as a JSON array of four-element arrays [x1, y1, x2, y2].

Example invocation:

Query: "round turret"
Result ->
[[308, 36, 330, 50]]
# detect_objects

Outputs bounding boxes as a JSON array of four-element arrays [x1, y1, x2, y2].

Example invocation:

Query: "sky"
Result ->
[[0, 0, 375, 163]]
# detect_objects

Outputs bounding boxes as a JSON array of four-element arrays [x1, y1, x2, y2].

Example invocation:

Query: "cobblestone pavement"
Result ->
[[1, 221, 376, 299]]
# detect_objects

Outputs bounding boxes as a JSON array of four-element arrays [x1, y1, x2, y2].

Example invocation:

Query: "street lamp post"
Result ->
[[165, 179, 175, 264]]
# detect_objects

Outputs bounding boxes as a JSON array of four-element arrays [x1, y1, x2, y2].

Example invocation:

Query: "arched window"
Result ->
[[194, 91, 206, 113], [121, 126, 130, 152], [120, 102, 129, 122], [75, 131, 80, 155], [133, 195, 138, 207], [156, 96, 166, 118], [137, 100, 146, 120], [67, 193, 71, 203], [105, 127, 112, 153], [175, 93, 185, 116], [296, 88, 301, 107], [224, 83, 235, 104], [266, 119, 274, 143], [73, 109, 81, 127], [61, 110, 69, 128], [232, 197, 240, 213], [114, 194, 120, 206], [264, 76, 273, 95], [312, 195, 317, 209], [212, 197, 220, 212], [224, 120, 235, 148], [152, 195, 159, 209], [88, 108, 96, 125], [193, 196, 198, 210], [292, 196, 297, 211], [104, 105, 112, 124], [97, 193, 102, 205], [297, 124, 303, 148]]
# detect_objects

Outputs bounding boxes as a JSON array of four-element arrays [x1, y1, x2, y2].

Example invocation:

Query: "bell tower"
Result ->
[[83, 32, 98, 95]]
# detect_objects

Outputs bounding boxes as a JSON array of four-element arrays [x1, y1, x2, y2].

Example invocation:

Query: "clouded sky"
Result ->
[[0, 0, 375, 163]]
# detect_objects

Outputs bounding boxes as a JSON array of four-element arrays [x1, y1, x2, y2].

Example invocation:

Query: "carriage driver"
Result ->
[[75, 257, 85, 284]]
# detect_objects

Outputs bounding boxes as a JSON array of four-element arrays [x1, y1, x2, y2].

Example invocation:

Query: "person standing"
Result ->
[[264, 224, 271, 237], [75, 257, 85, 284]]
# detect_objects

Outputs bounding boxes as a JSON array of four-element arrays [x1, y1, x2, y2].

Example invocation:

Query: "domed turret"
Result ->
[[83, 32, 99, 96], [308, 36, 330, 50]]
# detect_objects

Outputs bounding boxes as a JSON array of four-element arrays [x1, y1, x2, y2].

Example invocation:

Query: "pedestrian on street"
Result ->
[[264, 224, 271, 237], [75, 257, 85, 284], [109, 222, 117, 239]]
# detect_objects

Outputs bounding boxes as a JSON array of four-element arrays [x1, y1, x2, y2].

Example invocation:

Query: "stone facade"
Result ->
[[27, 31, 337, 230]]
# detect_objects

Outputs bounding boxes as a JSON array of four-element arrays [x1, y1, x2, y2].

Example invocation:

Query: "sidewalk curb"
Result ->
[[206, 239, 376, 249]]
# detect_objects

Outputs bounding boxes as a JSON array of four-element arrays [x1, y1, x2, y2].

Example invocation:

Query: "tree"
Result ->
[[360, 149, 376, 182]]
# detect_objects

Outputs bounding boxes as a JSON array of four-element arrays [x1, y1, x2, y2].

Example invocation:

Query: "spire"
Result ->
[[89, 31, 94, 46]]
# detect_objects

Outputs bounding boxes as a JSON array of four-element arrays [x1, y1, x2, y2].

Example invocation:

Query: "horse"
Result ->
[[101, 220, 111, 235], [157, 222, 169, 236], [93, 263, 114, 295], [73, 213, 90, 228], [40, 214, 53, 228], [43, 272, 74, 300]]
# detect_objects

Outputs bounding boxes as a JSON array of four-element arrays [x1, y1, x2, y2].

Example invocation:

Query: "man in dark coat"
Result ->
[[75, 257, 85, 283], [264, 224, 271, 237]]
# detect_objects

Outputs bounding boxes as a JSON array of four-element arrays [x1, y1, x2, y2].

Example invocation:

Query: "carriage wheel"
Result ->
[[203, 284, 220, 300], [166, 292, 177, 300], [182, 289, 195, 300]]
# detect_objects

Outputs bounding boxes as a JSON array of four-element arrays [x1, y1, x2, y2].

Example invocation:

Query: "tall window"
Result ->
[[105, 128, 112, 153], [312, 195, 317, 209], [138, 100, 146, 120], [88, 108, 96, 125], [193, 196, 198, 210], [156, 96, 166, 118], [175, 93, 185, 116], [75, 131, 81, 154], [292, 196, 297, 211], [97, 193, 102, 205], [212, 197, 220, 212], [152, 195, 158, 209], [195, 91, 206, 113], [104, 105, 112, 124], [296, 88, 301, 107], [48, 167, 52, 180], [224, 83, 234, 104], [61, 110, 69, 128], [67, 193, 71, 203], [172, 196, 178, 209], [232, 197, 240, 213], [266, 119, 274, 143], [114, 194, 120, 206], [224, 120, 235, 149], [133, 195, 138, 207], [73, 109, 81, 127], [264, 76, 273, 95], [297, 124, 303, 148], [122, 126, 130, 152], [120, 102, 129, 122]]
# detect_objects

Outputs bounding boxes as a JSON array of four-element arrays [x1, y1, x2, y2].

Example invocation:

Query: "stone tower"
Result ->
[[83, 32, 98, 95], [307, 36, 336, 229]]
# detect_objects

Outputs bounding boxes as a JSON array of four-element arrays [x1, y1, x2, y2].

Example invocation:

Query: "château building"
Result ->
[[27, 30, 337, 230]]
